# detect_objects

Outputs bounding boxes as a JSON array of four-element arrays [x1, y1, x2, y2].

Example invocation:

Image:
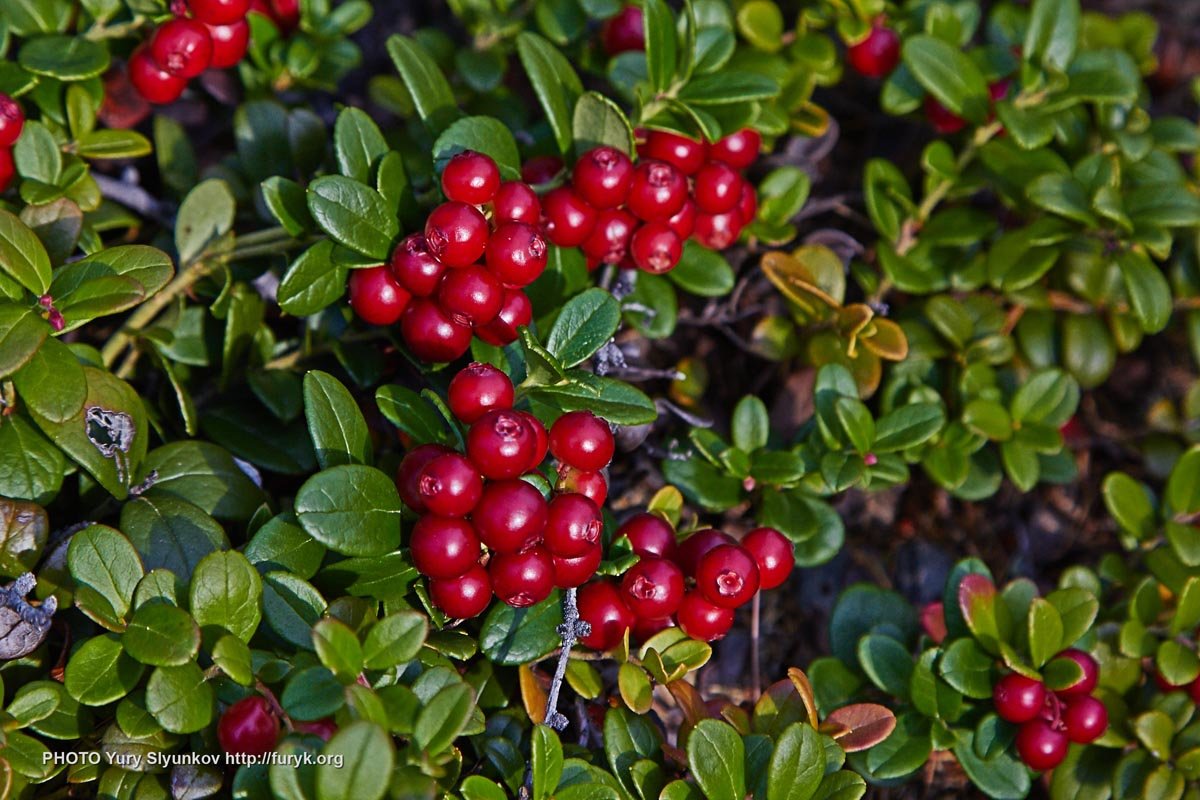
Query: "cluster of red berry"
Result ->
[[576, 521, 794, 648], [601, 4, 644, 56], [395, 363, 616, 618], [1153, 668, 1200, 702], [129, 0, 252, 105], [992, 648, 1108, 771], [217, 696, 335, 756], [0, 94, 26, 193]]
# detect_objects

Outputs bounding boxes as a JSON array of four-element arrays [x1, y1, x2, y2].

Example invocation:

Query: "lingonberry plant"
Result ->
[[0, 0, 1197, 797]]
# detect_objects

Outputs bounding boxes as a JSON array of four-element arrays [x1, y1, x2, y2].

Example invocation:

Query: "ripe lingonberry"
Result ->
[[206, 19, 250, 69], [1191, 678, 1200, 704], [0, 149, 14, 193], [489, 546, 555, 607], [517, 411, 549, 470], [632, 615, 674, 642], [626, 160, 687, 221], [582, 208, 637, 267], [492, 181, 541, 225], [409, 516, 481, 579], [693, 210, 743, 250], [676, 591, 734, 642], [0, 94, 25, 148], [541, 187, 597, 248], [448, 363, 514, 424], [602, 5, 644, 55], [129, 47, 188, 105], [630, 222, 682, 274], [989, 80, 1012, 102], [573, 146, 634, 209], [577, 581, 634, 650], [396, 444, 451, 512], [847, 25, 901, 79], [544, 493, 603, 558], [1062, 695, 1107, 744], [472, 479, 548, 553], [617, 513, 678, 560], [638, 129, 706, 175], [416, 453, 483, 517], [556, 467, 608, 508], [189, 0, 251, 25], [737, 183, 758, 225], [552, 544, 602, 588], [441, 150, 500, 205], [708, 128, 762, 170], [429, 563, 492, 618], [295, 718, 337, 741], [992, 674, 1046, 723], [437, 265, 503, 326], [486, 222, 548, 287], [1054, 649, 1099, 696], [348, 266, 410, 325], [425, 201, 490, 268], [925, 96, 967, 134], [741, 527, 794, 589], [476, 289, 532, 346], [549, 411, 615, 471], [390, 234, 446, 297], [1015, 719, 1069, 771], [217, 697, 279, 756], [676, 529, 735, 576], [521, 155, 564, 184], [695, 544, 760, 608], [621, 557, 685, 618], [467, 410, 539, 480], [694, 162, 744, 214], [268, 0, 300, 31], [150, 18, 214, 79], [400, 298, 472, 362], [665, 199, 697, 240]]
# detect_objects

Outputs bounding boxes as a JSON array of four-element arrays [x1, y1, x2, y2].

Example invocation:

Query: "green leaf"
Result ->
[[516, 32, 582, 154], [573, 91, 636, 156], [767, 723, 825, 800], [0, 208, 52, 294], [189, 550, 262, 642], [363, 611, 427, 669], [732, 395, 770, 452], [1027, 598, 1063, 668], [175, 179, 235, 265], [1010, 369, 1078, 426], [414, 683, 475, 754], [546, 288, 621, 367], [262, 571, 326, 649], [68, 524, 142, 621], [737, 0, 783, 52], [141, 441, 266, 521], [532, 725, 565, 800], [433, 116, 521, 180], [295, 465, 402, 556], [49, 244, 173, 303], [386, 35, 460, 135], [13, 121, 60, 186], [952, 731, 1030, 797], [334, 107, 388, 184], [0, 413, 63, 503], [1026, 174, 1096, 226], [303, 370, 373, 469], [307, 176, 398, 262], [375, 383, 453, 445], [316, 722, 394, 800], [19, 35, 109, 80], [278, 241, 349, 316], [64, 634, 144, 706], [1045, 588, 1098, 647], [262, 177, 314, 237], [835, 398, 875, 455], [643, 0, 677, 93], [1103, 472, 1156, 539], [75, 130, 152, 160], [1116, 250, 1172, 334], [687, 719, 744, 800], [479, 591, 562, 665], [1133, 711, 1174, 761], [119, 492, 228, 585], [669, 241, 736, 297], [938, 638, 995, 698], [145, 661, 213, 733], [245, 513, 325, 578], [618, 662, 654, 713], [312, 618, 364, 682], [858, 635, 914, 698], [212, 634, 253, 685], [12, 335, 84, 423], [873, 403, 945, 452], [901, 35, 990, 122], [676, 72, 779, 105], [1023, 0, 1080, 72], [529, 371, 657, 425]]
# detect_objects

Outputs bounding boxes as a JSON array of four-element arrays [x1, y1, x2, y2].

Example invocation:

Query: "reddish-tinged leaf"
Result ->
[[668, 679, 709, 726], [825, 703, 897, 752], [921, 602, 948, 644], [958, 573, 1006, 651], [519, 664, 547, 724], [787, 667, 820, 727], [720, 704, 751, 735]]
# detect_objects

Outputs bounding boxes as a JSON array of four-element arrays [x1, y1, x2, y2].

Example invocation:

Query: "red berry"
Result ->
[[206, 19, 250, 69], [390, 234, 446, 297], [1063, 695, 1107, 744], [437, 265, 503, 326], [602, 5, 644, 55], [676, 591, 734, 642], [992, 674, 1046, 723], [552, 544, 602, 588], [409, 516, 481, 579], [737, 183, 758, 225], [544, 493, 603, 558], [425, 201, 490, 268], [396, 444, 451, 513], [489, 546, 555, 608], [616, 513, 678, 560], [989, 80, 1012, 101], [693, 210, 743, 250], [217, 697, 279, 756], [549, 411, 614, 471], [572, 146, 634, 209], [429, 564, 492, 618], [676, 529, 735, 576], [638, 130, 706, 175], [0, 149, 15, 193], [630, 222, 682, 274], [189, 0, 251, 25], [471, 479, 548, 553], [741, 527, 793, 590], [521, 155, 564, 185], [517, 411, 549, 470], [441, 150, 501, 205], [693, 162, 744, 214], [708, 128, 761, 170], [1054, 649, 1099, 696], [348, 266, 410, 325], [486, 222, 548, 287], [1015, 719, 1069, 771], [695, 544, 760, 608], [467, 410, 540, 480], [150, 18, 214, 79], [631, 615, 674, 642], [665, 199, 697, 240], [541, 187, 597, 248], [577, 581, 634, 651], [556, 467, 607, 508], [620, 557, 684, 618], [847, 25, 901, 79], [295, 718, 337, 741], [582, 208, 638, 267], [417, 453, 483, 517], [626, 160, 687, 221], [476, 289, 532, 346], [268, 0, 300, 31], [448, 362, 514, 424], [128, 47, 188, 105], [400, 298, 472, 363], [925, 96, 967, 134], [493, 181, 541, 225], [0, 94, 25, 148]]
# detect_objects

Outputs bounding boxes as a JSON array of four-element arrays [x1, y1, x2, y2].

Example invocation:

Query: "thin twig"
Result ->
[[543, 587, 589, 732]]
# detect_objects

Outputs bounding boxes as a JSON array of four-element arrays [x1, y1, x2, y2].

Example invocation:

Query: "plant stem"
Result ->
[[543, 587, 589, 732], [751, 592, 762, 699]]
